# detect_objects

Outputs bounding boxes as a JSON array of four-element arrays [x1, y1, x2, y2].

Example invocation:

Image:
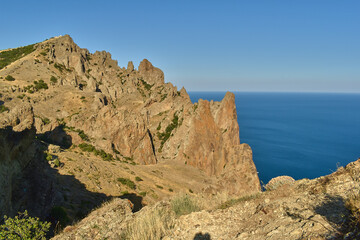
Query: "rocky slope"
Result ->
[[0, 35, 260, 230], [53, 158, 360, 240]]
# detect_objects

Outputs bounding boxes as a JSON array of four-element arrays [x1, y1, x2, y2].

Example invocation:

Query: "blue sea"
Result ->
[[188, 92, 360, 184]]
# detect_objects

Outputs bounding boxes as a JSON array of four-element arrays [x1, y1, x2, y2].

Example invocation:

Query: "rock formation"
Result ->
[[0, 34, 261, 197], [0, 35, 262, 236]]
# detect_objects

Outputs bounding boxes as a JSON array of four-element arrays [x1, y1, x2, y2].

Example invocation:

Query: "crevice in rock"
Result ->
[[147, 129, 157, 163]]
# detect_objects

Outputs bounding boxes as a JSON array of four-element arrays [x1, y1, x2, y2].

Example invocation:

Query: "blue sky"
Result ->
[[1, 1, 359, 92]]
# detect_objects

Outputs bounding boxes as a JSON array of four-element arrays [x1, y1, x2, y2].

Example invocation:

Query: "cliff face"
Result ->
[[0, 104, 35, 217], [0, 104, 56, 218]]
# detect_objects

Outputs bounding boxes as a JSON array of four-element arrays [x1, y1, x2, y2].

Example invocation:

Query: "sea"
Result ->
[[188, 92, 360, 184]]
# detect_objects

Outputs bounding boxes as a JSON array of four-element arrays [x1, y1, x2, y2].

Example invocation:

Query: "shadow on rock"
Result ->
[[314, 194, 359, 239], [120, 193, 144, 212], [13, 148, 110, 236], [2, 124, 110, 237], [37, 125, 72, 149], [194, 232, 211, 240]]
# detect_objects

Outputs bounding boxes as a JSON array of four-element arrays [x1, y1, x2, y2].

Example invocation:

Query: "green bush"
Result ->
[[78, 143, 96, 152], [33, 80, 48, 90], [41, 117, 50, 125], [78, 130, 89, 141], [5, 75, 15, 81], [0, 210, 50, 240], [78, 143, 114, 161], [54, 159, 61, 168], [117, 178, 136, 189], [45, 152, 53, 162], [0, 105, 9, 113], [50, 76, 57, 84], [135, 176, 143, 182], [170, 194, 200, 217]]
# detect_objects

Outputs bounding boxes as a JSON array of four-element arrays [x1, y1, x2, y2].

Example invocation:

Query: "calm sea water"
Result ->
[[188, 92, 360, 184]]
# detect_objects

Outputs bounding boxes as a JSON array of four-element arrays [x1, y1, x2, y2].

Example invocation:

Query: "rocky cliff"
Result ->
[[0, 35, 260, 197]]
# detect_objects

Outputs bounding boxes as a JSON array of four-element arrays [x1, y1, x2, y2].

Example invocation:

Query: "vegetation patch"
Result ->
[[5, 75, 15, 81], [50, 75, 58, 84], [63, 125, 90, 141], [54, 63, 71, 73], [40, 116, 50, 125], [170, 194, 200, 217], [78, 143, 114, 161], [117, 177, 136, 189], [160, 93, 168, 102], [23, 80, 48, 93], [0, 44, 35, 70], [137, 87, 147, 98], [34, 80, 48, 90], [139, 78, 154, 91], [0, 105, 9, 113], [0, 210, 50, 239], [135, 176, 143, 182], [157, 112, 180, 150]]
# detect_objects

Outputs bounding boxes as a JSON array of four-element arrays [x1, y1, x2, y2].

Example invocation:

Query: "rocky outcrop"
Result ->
[[138, 59, 164, 86]]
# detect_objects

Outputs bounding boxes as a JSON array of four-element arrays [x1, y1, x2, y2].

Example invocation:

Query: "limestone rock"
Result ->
[[138, 59, 164, 86], [127, 61, 134, 71]]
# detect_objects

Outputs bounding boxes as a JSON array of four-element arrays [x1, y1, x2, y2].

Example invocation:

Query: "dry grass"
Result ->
[[218, 193, 260, 209], [170, 194, 201, 217], [122, 203, 175, 240], [345, 194, 360, 235]]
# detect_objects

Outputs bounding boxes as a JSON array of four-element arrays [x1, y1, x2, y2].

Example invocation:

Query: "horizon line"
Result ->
[[187, 90, 360, 94]]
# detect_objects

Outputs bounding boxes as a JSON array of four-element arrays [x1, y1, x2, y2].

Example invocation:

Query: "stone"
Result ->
[[127, 61, 134, 71]]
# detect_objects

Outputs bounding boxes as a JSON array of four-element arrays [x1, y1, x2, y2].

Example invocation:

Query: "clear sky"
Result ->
[[1, 0, 359, 92]]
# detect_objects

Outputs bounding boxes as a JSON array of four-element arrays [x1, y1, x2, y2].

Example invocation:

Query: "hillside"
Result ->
[[0, 35, 260, 235], [53, 159, 360, 239]]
